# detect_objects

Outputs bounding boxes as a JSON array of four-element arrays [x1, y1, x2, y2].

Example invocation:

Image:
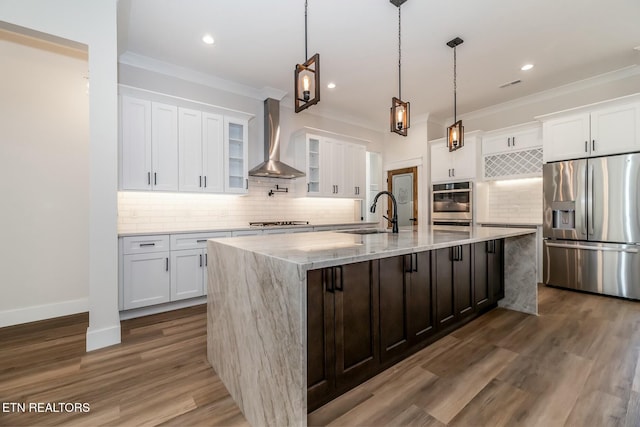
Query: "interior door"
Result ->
[[387, 166, 418, 227]]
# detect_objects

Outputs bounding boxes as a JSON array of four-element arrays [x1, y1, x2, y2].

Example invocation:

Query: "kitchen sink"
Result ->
[[338, 228, 391, 235]]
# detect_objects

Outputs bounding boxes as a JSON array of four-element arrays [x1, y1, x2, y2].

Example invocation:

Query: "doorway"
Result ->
[[387, 167, 418, 227]]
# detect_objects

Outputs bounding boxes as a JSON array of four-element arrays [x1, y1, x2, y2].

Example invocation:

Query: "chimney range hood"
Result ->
[[248, 98, 305, 179]]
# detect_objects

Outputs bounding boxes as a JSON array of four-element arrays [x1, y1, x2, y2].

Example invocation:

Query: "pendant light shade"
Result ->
[[390, 97, 410, 136], [446, 37, 464, 151], [295, 1, 320, 113], [390, 0, 409, 136]]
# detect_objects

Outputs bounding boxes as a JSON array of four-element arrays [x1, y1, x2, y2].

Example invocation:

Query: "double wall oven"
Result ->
[[432, 181, 473, 226]]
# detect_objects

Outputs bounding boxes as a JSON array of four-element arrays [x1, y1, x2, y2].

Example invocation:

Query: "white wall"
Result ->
[[0, 30, 89, 326], [1, 0, 120, 351]]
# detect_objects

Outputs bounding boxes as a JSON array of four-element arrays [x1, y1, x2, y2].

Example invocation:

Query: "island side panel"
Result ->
[[206, 240, 307, 427], [500, 233, 538, 315]]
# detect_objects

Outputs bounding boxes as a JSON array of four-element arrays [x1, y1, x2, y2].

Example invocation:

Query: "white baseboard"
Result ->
[[119, 296, 207, 320], [0, 298, 89, 328], [86, 324, 121, 352]]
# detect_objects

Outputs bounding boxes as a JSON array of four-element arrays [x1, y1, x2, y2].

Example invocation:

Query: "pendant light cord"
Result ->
[[453, 45, 457, 121], [398, 6, 402, 99], [304, 0, 308, 59]]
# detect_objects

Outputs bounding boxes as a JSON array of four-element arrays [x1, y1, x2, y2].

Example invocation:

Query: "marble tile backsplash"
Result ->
[[117, 178, 361, 233], [476, 178, 543, 224]]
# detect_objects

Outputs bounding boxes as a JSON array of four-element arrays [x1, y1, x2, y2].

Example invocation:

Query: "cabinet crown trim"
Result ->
[[535, 92, 640, 122]]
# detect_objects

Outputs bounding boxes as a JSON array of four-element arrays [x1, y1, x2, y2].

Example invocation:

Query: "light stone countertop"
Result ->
[[208, 225, 536, 270], [117, 221, 379, 237]]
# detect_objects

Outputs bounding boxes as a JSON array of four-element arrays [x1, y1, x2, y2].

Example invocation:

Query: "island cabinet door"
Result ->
[[473, 242, 491, 311], [306, 269, 335, 409], [408, 251, 435, 345], [334, 260, 380, 389], [474, 239, 505, 310], [489, 239, 505, 302], [434, 248, 456, 329], [434, 245, 473, 328], [453, 245, 474, 319], [379, 255, 411, 363]]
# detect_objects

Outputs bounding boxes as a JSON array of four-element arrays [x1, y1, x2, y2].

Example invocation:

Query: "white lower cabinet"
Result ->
[[120, 232, 230, 312], [171, 248, 205, 301], [121, 235, 171, 310]]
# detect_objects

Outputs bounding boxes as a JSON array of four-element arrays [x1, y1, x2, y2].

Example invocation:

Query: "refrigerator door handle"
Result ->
[[588, 165, 595, 236], [545, 242, 639, 254]]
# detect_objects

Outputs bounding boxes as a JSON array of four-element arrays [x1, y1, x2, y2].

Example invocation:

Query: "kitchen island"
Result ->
[[206, 226, 537, 427]]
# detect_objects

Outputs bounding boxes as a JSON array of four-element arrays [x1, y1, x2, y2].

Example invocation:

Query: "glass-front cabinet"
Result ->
[[224, 117, 249, 194]]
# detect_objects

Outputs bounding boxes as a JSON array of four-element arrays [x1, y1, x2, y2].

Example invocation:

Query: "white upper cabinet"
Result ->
[[430, 132, 479, 183], [178, 107, 204, 191], [120, 96, 178, 191], [178, 108, 225, 193], [482, 123, 541, 156], [344, 143, 366, 198], [224, 117, 249, 194], [295, 133, 366, 198], [119, 91, 250, 194], [540, 96, 640, 163], [202, 112, 225, 193]]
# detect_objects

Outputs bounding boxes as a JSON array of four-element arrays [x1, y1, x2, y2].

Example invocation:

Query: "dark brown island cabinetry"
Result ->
[[307, 240, 505, 411], [379, 251, 434, 363], [307, 260, 380, 411]]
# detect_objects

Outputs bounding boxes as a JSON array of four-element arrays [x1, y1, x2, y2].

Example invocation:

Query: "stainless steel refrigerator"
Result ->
[[543, 153, 640, 299]]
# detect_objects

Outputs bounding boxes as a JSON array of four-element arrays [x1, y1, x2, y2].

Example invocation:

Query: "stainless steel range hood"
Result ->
[[248, 98, 305, 179]]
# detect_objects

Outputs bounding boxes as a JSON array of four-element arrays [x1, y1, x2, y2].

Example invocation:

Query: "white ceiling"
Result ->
[[118, 0, 640, 130]]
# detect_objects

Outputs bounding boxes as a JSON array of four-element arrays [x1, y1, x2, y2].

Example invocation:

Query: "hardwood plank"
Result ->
[[565, 390, 627, 426]]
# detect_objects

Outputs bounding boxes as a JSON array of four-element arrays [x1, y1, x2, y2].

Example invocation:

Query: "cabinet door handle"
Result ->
[[507, 137, 511, 147], [154, 172, 157, 185], [139, 243, 155, 247], [458, 245, 463, 261], [165, 258, 169, 271], [452, 168, 455, 177], [246, 179, 248, 190], [199, 176, 202, 187], [592, 139, 595, 152], [147, 172, 151, 185], [335, 266, 344, 292], [585, 141, 588, 152], [512, 136, 515, 146], [405, 254, 412, 273], [324, 269, 334, 293], [448, 169, 451, 177], [307, 183, 310, 192], [200, 254, 203, 267], [413, 253, 418, 272], [205, 253, 208, 266], [204, 176, 207, 188]]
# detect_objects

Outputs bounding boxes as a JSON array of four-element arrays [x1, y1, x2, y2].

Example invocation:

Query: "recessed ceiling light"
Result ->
[[521, 64, 534, 71], [202, 34, 215, 45], [327, 82, 336, 89]]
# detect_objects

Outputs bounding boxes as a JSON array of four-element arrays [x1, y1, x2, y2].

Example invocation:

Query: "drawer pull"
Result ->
[[139, 243, 156, 247], [197, 239, 207, 243]]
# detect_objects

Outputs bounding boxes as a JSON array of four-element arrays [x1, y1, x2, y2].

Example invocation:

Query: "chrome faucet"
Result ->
[[370, 191, 399, 233]]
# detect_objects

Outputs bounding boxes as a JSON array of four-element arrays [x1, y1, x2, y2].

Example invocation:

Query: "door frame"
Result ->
[[387, 166, 419, 227]]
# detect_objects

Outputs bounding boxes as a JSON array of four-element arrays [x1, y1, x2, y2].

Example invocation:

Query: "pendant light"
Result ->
[[294, 0, 320, 113], [390, 0, 409, 136], [447, 37, 464, 151]]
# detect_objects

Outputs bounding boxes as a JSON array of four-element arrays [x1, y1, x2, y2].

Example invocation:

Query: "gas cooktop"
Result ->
[[249, 221, 310, 227]]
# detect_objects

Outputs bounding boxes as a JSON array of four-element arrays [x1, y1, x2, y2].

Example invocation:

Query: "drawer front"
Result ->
[[122, 235, 170, 254], [171, 232, 232, 250], [231, 230, 263, 237]]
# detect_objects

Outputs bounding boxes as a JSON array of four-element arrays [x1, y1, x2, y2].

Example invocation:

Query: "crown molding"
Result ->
[[119, 51, 287, 101], [454, 65, 640, 123]]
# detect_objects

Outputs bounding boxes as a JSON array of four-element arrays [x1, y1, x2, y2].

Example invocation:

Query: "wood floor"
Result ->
[[2, 285, 640, 426]]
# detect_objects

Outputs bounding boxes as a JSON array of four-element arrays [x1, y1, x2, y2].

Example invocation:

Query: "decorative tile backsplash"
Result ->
[[475, 178, 543, 224], [117, 178, 361, 233]]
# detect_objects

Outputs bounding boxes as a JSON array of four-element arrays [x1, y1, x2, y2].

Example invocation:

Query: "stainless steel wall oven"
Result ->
[[432, 181, 473, 226]]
